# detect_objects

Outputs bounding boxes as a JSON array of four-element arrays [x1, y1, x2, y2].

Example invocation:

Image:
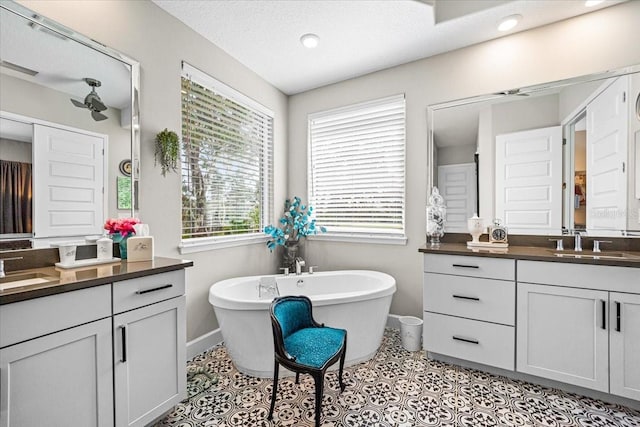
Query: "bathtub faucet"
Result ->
[[295, 257, 306, 275]]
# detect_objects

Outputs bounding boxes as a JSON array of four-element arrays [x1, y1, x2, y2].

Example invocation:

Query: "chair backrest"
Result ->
[[270, 296, 315, 340]]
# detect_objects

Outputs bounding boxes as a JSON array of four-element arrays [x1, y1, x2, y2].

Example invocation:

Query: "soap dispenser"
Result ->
[[96, 233, 113, 260]]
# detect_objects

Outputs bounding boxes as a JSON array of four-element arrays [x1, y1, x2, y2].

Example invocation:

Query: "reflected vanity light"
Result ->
[[585, 0, 604, 7], [498, 14, 521, 32], [300, 33, 319, 49]]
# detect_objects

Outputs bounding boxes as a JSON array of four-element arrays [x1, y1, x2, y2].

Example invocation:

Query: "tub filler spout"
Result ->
[[295, 257, 306, 275]]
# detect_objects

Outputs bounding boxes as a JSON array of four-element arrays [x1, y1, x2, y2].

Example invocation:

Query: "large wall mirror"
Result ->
[[0, 1, 140, 249], [428, 65, 640, 237]]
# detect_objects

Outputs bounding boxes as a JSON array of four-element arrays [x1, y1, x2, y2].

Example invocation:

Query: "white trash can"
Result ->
[[399, 316, 423, 351]]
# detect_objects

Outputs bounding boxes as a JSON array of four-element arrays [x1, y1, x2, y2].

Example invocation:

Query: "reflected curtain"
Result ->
[[0, 160, 32, 234]]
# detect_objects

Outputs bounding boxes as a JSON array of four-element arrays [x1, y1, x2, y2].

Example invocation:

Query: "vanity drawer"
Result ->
[[517, 261, 638, 293], [0, 284, 111, 348], [423, 312, 514, 371], [424, 254, 515, 281], [423, 273, 515, 325], [113, 270, 185, 314]]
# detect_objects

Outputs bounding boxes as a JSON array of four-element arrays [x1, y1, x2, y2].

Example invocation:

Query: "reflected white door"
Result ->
[[495, 126, 562, 234], [586, 76, 628, 232], [438, 163, 476, 232], [33, 124, 106, 238]]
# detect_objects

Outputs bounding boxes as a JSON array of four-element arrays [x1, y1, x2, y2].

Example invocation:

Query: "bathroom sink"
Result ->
[[0, 272, 58, 291]]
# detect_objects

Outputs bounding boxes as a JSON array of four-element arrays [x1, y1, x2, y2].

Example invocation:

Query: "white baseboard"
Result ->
[[186, 328, 223, 359], [187, 314, 405, 360]]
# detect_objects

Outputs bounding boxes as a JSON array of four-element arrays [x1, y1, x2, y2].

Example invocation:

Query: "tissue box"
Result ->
[[126, 236, 154, 262]]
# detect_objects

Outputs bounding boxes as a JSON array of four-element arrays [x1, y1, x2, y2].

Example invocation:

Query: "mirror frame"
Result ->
[[426, 63, 640, 236], [0, 1, 140, 220]]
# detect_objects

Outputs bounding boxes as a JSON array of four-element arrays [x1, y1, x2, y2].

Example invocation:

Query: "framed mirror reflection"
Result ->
[[428, 65, 640, 237], [0, 2, 140, 249]]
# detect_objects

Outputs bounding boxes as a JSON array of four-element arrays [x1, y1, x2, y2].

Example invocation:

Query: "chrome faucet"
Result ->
[[574, 231, 582, 252], [295, 257, 306, 275], [0, 256, 24, 278]]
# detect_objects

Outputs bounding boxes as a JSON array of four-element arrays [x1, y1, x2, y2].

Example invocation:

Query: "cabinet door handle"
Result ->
[[135, 284, 173, 295], [452, 336, 479, 345], [616, 301, 621, 332], [451, 264, 479, 269], [121, 326, 127, 363], [601, 300, 606, 330], [452, 295, 480, 301]]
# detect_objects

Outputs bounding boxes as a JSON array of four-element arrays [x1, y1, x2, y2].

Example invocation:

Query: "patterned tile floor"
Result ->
[[155, 329, 640, 426]]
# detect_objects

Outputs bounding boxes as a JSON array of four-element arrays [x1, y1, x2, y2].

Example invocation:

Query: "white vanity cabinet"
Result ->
[[113, 271, 187, 427], [516, 282, 609, 391], [0, 266, 188, 427], [517, 260, 640, 400], [0, 285, 114, 427], [423, 254, 516, 371], [609, 292, 640, 401]]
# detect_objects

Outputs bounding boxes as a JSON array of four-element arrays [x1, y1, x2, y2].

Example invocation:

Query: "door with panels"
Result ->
[[437, 163, 477, 232], [495, 125, 562, 234], [32, 123, 106, 238]]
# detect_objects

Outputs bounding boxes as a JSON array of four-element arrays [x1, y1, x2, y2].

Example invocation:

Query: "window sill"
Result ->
[[308, 233, 407, 245], [179, 234, 267, 254]]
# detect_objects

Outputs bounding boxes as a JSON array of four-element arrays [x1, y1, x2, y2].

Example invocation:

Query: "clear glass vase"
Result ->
[[426, 187, 446, 246]]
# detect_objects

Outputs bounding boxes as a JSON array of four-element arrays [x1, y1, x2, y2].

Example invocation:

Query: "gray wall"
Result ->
[[0, 137, 31, 163], [17, 0, 640, 339], [436, 144, 475, 167], [289, 2, 640, 321]]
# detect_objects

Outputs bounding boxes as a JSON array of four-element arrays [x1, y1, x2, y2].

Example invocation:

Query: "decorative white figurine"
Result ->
[[467, 214, 484, 243]]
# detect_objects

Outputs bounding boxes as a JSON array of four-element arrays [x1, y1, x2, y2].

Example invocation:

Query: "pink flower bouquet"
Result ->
[[104, 217, 140, 237]]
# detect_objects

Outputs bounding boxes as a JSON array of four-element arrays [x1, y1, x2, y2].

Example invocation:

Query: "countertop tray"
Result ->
[[55, 258, 121, 269], [466, 241, 509, 249]]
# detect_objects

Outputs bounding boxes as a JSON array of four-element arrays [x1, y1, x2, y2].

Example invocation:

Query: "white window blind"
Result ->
[[308, 94, 406, 237], [181, 62, 273, 241]]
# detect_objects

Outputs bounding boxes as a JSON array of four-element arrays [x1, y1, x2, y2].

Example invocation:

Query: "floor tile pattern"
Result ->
[[155, 329, 640, 426]]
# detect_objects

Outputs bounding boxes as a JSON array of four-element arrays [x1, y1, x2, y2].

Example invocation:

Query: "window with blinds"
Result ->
[[308, 94, 406, 238], [181, 62, 273, 242]]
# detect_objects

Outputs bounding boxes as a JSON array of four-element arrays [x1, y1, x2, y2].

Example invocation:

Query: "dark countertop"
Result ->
[[419, 243, 640, 268], [0, 257, 194, 305]]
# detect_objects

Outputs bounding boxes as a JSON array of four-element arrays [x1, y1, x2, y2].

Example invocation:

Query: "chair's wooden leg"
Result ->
[[268, 360, 279, 420], [313, 372, 324, 427], [338, 338, 347, 392], [295, 372, 300, 384]]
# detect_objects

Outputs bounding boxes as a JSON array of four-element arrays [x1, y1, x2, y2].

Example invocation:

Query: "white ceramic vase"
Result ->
[[467, 214, 484, 243]]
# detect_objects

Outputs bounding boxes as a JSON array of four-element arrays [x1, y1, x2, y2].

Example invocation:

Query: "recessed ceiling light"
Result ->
[[585, 0, 604, 6], [497, 14, 522, 32], [300, 33, 319, 49]]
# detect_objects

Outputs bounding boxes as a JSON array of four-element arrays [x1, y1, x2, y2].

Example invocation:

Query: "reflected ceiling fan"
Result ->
[[70, 78, 108, 121]]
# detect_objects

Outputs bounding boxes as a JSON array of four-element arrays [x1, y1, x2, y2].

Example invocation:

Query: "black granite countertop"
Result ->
[[419, 243, 640, 268], [0, 257, 193, 305]]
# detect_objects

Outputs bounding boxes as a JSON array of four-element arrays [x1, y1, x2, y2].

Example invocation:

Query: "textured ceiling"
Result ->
[[153, 0, 624, 95]]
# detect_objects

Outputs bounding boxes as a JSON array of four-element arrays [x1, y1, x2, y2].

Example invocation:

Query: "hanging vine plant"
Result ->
[[154, 128, 180, 176]]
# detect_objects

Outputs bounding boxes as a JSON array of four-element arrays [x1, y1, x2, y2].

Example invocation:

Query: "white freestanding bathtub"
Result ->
[[209, 270, 396, 377]]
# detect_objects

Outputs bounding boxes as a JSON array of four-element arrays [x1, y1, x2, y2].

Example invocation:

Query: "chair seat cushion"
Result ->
[[284, 327, 346, 369]]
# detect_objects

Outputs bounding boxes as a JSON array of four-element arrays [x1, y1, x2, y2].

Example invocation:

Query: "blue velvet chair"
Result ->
[[267, 295, 347, 427]]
